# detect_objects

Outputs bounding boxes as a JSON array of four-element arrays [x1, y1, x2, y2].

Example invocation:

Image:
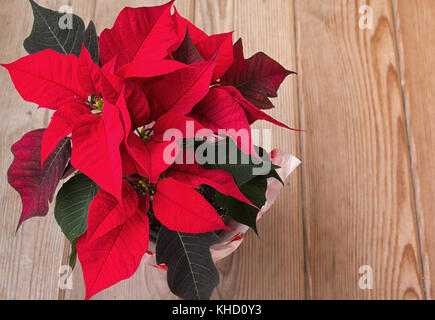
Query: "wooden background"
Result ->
[[0, 0, 433, 300]]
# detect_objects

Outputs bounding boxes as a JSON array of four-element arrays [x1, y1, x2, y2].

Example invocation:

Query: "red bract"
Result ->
[[153, 178, 231, 233], [172, 8, 207, 48], [220, 39, 295, 110], [126, 134, 178, 183], [189, 87, 255, 155], [167, 163, 255, 207], [195, 32, 234, 81], [2, 50, 88, 110], [71, 108, 124, 204], [8, 129, 70, 229], [99, 1, 177, 70], [77, 205, 149, 300], [172, 9, 233, 81], [86, 182, 139, 242], [153, 112, 208, 141], [220, 85, 301, 131], [3, 45, 149, 202], [3, 0, 297, 300], [124, 113, 208, 183], [145, 57, 217, 120]]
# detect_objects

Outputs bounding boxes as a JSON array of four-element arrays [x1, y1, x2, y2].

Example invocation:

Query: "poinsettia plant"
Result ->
[[2, 0, 300, 300]]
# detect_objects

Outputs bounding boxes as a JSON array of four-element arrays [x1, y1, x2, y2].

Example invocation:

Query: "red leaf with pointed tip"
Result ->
[[8, 129, 70, 229], [77, 209, 149, 300], [189, 87, 254, 155], [167, 164, 254, 207], [171, 18, 232, 81], [77, 46, 124, 105], [127, 133, 179, 183], [86, 182, 139, 242], [113, 86, 133, 139], [71, 111, 123, 202], [172, 29, 205, 65], [77, 45, 102, 96], [127, 113, 211, 181], [99, 59, 124, 104], [153, 112, 207, 142], [172, 8, 207, 51], [116, 59, 187, 79], [41, 103, 89, 166], [2, 49, 87, 110], [120, 81, 151, 132], [120, 144, 137, 176], [221, 85, 302, 131], [146, 58, 217, 120], [153, 178, 230, 233], [220, 39, 295, 109], [138, 193, 150, 214], [99, 1, 177, 69], [195, 32, 233, 81], [102, 56, 117, 74]]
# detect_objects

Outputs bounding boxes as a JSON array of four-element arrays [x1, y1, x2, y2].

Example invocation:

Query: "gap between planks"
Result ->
[[389, 0, 428, 300], [292, 0, 310, 301]]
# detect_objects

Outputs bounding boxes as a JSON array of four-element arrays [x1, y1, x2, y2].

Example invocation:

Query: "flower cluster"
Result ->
[[3, 0, 297, 300]]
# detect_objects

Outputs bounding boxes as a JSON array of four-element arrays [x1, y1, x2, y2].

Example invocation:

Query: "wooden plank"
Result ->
[[0, 0, 91, 300], [3, 0, 431, 301], [63, 0, 193, 300], [295, 0, 425, 299], [194, 0, 304, 299], [391, 0, 435, 300]]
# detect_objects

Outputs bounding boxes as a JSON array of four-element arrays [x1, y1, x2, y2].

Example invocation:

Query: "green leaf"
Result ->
[[253, 146, 284, 185], [239, 176, 268, 208], [156, 227, 220, 300], [198, 138, 278, 186], [83, 21, 99, 63], [216, 176, 268, 234], [68, 238, 78, 275], [216, 193, 259, 234], [266, 168, 284, 185], [54, 174, 99, 242], [24, 0, 99, 61]]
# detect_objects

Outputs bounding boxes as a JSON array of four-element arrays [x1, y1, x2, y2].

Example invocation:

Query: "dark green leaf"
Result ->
[[266, 168, 284, 185], [216, 176, 268, 234], [24, 0, 98, 60], [173, 28, 204, 65], [198, 138, 278, 186], [68, 238, 78, 272], [54, 174, 99, 242], [239, 176, 268, 208], [156, 227, 220, 300], [83, 21, 99, 63], [216, 193, 259, 234]]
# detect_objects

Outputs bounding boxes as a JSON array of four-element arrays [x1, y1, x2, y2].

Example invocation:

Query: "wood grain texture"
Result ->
[[0, 0, 434, 300], [391, 0, 435, 299], [0, 0, 80, 300], [295, 0, 424, 299]]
